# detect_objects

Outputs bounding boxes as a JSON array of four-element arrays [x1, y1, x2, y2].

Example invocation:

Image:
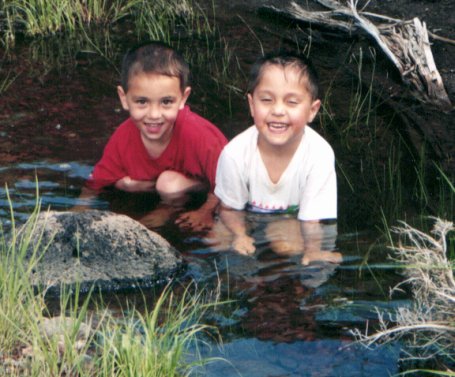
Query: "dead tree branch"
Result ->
[[264, 0, 453, 111]]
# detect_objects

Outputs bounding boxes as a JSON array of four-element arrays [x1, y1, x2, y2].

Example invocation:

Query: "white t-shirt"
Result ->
[[215, 125, 337, 221]]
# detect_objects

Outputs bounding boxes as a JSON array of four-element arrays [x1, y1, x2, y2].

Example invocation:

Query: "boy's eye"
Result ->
[[161, 98, 175, 106], [260, 98, 272, 103], [135, 99, 147, 105]]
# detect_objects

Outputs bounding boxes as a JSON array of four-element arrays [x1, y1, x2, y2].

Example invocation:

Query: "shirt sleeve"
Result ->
[[214, 148, 249, 210], [298, 150, 337, 221]]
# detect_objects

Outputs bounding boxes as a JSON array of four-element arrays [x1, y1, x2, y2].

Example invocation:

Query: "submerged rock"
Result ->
[[19, 210, 185, 294]]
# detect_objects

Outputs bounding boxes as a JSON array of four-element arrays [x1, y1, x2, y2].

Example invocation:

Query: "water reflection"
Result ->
[[184, 220, 341, 347], [203, 214, 341, 284], [0, 165, 406, 375], [196, 338, 401, 377], [0, 161, 106, 225]]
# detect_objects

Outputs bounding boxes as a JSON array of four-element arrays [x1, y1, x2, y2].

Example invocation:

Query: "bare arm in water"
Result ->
[[218, 204, 255, 255], [175, 193, 220, 232], [114, 176, 155, 192], [300, 221, 341, 265]]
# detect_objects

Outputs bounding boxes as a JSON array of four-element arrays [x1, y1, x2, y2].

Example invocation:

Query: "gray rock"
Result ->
[[20, 210, 185, 294]]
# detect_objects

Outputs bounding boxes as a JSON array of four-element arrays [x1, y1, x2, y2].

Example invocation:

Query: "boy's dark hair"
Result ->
[[120, 41, 190, 92], [247, 50, 320, 100]]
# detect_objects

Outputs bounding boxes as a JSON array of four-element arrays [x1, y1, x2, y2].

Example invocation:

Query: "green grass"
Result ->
[[0, 0, 243, 105], [0, 187, 224, 376], [0, 67, 18, 95], [319, 46, 454, 233], [95, 285, 222, 377], [0, 185, 48, 354], [1, 0, 132, 40], [0, 0, 213, 46]]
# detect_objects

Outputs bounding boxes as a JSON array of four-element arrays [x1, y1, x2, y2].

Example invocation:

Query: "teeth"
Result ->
[[268, 123, 287, 129]]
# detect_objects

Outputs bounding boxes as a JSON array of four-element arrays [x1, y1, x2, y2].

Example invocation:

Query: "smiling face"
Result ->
[[117, 72, 191, 149], [248, 64, 321, 151]]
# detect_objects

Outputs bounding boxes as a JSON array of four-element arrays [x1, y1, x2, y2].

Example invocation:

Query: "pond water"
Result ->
[[0, 162, 407, 376], [1, 0, 445, 375]]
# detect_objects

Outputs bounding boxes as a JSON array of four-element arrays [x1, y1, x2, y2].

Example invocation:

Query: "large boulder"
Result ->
[[20, 210, 185, 294]]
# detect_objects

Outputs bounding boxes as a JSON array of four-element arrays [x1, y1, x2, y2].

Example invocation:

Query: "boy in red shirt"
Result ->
[[85, 41, 227, 230]]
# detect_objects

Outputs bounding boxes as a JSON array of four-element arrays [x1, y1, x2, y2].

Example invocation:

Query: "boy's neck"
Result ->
[[257, 130, 304, 158], [140, 131, 173, 159], [257, 130, 304, 184]]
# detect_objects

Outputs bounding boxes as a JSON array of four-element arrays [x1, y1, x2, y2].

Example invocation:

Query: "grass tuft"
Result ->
[[0, 186, 224, 375], [351, 218, 455, 374]]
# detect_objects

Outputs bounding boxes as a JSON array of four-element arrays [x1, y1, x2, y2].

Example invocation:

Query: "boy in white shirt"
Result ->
[[214, 50, 340, 265]]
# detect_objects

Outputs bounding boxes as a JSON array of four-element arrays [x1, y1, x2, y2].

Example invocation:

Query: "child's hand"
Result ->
[[115, 176, 155, 192], [232, 235, 255, 255], [301, 250, 342, 266], [175, 209, 214, 232]]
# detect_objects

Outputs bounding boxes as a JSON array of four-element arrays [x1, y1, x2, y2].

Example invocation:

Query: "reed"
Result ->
[[0, 187, 224, 375], [0, 68, 18, 95], [0, 0, 210, 46], [352, 218, 455, 375], [320, 46, 454, 232], [0, 184, 47, 353], [1, 0, 243, 102], [1, 0, 130, 39], [94, 284, 222, 376]]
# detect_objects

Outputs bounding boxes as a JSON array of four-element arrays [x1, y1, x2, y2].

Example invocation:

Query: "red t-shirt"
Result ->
[[87, 106, 227, 191]]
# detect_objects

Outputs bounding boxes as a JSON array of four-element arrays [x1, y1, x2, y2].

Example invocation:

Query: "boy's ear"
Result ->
[[117, 86, 129, 111], [308, 99, 321, 123], [179, 86, 192, 109]]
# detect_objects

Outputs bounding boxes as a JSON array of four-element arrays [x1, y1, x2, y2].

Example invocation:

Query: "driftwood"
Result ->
[[264, 0, 453, 111]]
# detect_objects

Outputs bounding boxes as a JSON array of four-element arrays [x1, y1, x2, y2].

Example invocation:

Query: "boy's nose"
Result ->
[[271, 101, 285, 116], [147, 104, 161, 119]]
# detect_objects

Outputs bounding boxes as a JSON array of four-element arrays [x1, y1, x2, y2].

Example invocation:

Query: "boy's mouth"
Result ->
[[144, 122, 164, 133], [267, 122, 289, 132]]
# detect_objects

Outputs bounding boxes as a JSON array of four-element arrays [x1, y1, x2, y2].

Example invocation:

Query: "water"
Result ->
[[0, 159, 407, 375], [197, 339, 401, 376]]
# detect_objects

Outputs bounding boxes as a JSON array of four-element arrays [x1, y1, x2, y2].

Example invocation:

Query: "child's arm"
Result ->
[[114, 176, 155, 192], [300, 221, 342, 265], [219, 204, 255, 255], [175, 193, 219, 232]]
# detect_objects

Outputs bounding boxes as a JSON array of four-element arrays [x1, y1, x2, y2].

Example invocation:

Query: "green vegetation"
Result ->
[[0, 189, 222, 376], [96, 286, 221, 377], [1, 0, 188, 44], [1, 0, 207, 58], [0, 186, 46, 354], [0, 68, 18, 95], [320, 46, 454, 233], [0, 0, 243, 106], [1, 0, 453, 375]]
